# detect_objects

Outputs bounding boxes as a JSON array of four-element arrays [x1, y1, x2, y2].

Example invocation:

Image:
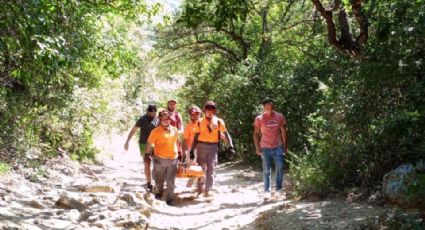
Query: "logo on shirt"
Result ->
[[266, 119, 279, 130]]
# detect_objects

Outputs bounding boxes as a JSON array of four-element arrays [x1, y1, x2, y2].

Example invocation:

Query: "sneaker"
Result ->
[[274, 190, 286, 200], [166, 199, 175, 206], [147, 183, 153, 192], [196, 187, 204, 197], [263, 191, 272, 200], [154, 193, 162, 200], [204, 191, 212, 197]]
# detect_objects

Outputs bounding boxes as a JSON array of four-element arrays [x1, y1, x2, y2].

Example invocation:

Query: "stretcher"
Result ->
[[176, 164, 205, 178]]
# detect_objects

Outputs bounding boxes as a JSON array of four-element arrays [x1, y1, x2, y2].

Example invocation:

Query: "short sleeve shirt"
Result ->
[[254, 112, 285, 148], [135, 114, 159, 144], [195, 117, 226, 143], [169, 111, 183, 131], [184, 122, 198, 149], [147, 126, 178, 159]]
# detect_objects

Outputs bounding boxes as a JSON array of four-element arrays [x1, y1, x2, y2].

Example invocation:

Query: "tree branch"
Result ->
[[311, 0, 368, 56]]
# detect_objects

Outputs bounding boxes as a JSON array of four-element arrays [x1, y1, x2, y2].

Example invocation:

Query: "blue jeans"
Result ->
[[261, 146, 284, 192]]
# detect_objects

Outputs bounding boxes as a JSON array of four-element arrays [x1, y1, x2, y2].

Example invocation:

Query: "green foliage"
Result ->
[[0, 161, 10, 174], [178, 0, 249, 30], [156, 0, 425, 198], [0, 1, 154, 162], [407, 173, 425, 210]]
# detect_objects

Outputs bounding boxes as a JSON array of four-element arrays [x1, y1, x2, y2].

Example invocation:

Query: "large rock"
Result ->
[[55, 195, 88, 211], [29, 200, 45, 209], [80, 185, 115, 193], [382, 163, 425, 209]]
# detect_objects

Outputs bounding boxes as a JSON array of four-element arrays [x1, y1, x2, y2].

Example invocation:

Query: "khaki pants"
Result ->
[[152, 156, 178, 201], [196, 143, 218, 192]]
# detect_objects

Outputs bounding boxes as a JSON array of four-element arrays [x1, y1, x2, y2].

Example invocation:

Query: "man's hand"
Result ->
[[189, 150, 195, 160], [145, 151, 152, 160], [255, 148, 262, 156], [228, 146, 236, 154], [124, 142, 129, 151]]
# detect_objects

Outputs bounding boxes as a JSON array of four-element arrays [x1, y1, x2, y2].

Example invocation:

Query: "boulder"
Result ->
[[382, 163, 425, 209], [55, 195, 88, 211], [81, 185, 115, 193], [29, 200, 45, 209]]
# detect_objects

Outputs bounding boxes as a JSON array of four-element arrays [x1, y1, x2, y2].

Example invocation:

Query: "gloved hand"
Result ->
[[228, 146, 236, 154], [178, 151, 182, 162], [227, 146, 236, 160], [189, 150, 195, 160]]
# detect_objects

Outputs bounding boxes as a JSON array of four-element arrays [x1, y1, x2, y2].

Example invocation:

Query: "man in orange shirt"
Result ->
[[183, 105, 202, 162], [189, 101, 235, 197], [183, 105, 202, 188], [145, 110, 179, 206]]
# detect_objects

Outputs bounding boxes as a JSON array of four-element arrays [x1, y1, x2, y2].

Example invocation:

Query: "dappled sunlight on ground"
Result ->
[[95, 133, 291, 229], [92, 133, 394, 230]]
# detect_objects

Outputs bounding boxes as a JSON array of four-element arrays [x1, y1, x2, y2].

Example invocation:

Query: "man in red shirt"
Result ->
[[167, 99, 183, 134], [253, 99, 288, 199]]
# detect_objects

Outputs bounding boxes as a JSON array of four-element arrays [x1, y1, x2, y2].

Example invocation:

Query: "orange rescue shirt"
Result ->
[[195, 117, 226, 143], [184, 121, 199, 149], [147, 126, 178, 159]]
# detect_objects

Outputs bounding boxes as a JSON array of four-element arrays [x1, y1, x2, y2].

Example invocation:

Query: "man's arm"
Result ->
[[177, 114, 184, 134], [189, 133, 200, 160], [124, 126, 138, 150], [281, 118, 288, 154], [223, 131, 234, 149], [253, 125, 262, 156], [145, 142, 153, 157]]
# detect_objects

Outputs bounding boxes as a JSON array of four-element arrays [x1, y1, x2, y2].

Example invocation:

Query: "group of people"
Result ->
[[124, 98, 287, 206]]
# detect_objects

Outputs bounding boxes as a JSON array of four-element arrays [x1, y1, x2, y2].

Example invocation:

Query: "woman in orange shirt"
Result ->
[[145, 110, 179, 206]]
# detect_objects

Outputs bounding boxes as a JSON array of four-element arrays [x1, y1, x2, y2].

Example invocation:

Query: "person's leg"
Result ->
[[261, 148, 273, 192], [165, 158, 178, 204], [196, 146, 207, 194], [205, 147, 218, 194], [153, 157, 166, 198], [140, 143, 152, 186], [272, 147, 285, 191], [143, 154, 152, 191]]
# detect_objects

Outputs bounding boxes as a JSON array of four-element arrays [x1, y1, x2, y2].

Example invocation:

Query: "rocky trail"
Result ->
[[0, 134, 418, 230]]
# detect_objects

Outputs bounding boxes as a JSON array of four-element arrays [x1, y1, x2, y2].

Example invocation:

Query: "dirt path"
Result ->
[[0, 134, 395, 229]]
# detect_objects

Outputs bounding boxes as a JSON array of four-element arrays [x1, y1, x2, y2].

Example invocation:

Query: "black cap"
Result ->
[[261, 98, 274, 105], [147, 104, 157, 112]]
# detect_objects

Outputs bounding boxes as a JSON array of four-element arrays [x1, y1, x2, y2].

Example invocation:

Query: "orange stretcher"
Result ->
[[176, 164, 205, 178]]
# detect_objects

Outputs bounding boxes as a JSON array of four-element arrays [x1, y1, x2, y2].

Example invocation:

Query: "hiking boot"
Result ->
[[204, 191, 211, 197], [154, 193, 162, 200], [196, 186, 204, 197], [166, 199, 175, 206]]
